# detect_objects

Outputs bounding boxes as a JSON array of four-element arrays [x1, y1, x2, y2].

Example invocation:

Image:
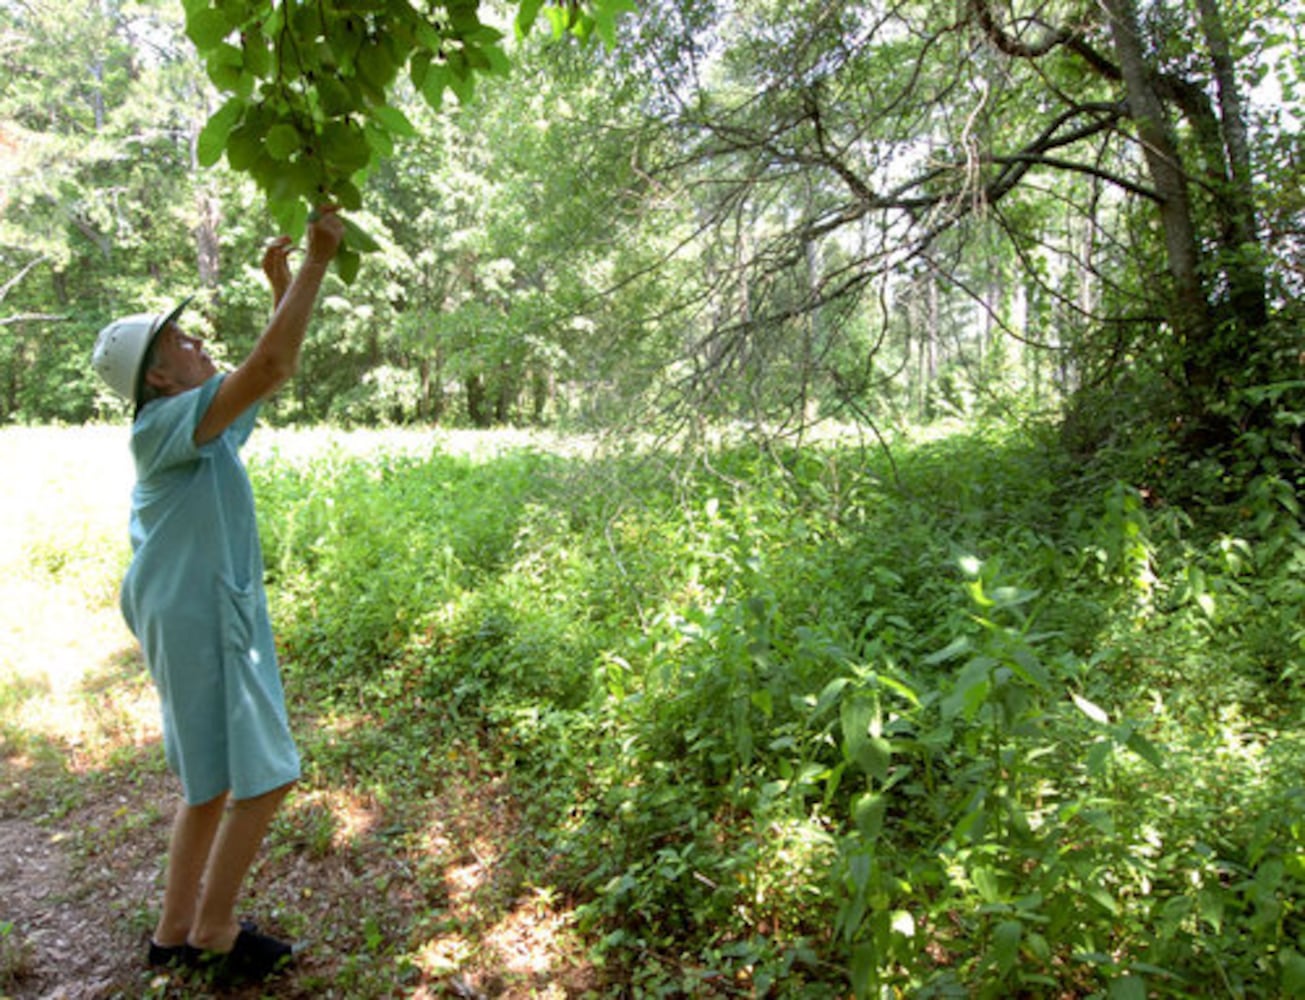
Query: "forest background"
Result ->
[[2, 0, 1304, 997]]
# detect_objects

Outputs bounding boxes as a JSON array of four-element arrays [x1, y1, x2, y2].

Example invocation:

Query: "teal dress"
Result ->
[[120, 375, 300, 805]]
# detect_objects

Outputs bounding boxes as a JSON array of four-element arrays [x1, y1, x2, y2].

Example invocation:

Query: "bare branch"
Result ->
[[987, 152, 1158, 202], [0, 313, 70, 327], [0, 254, 48, 303]]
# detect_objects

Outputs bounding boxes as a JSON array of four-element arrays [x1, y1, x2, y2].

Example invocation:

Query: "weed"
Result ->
[[0, 920, 35, 991]]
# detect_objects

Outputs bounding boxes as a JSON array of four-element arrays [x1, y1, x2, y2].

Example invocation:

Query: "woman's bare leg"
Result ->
[[187, 781, 295, 952], [152, 792, 228, 948]]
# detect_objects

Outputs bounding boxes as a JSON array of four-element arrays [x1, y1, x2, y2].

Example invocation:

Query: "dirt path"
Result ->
[[0, 815, 135, 1000]]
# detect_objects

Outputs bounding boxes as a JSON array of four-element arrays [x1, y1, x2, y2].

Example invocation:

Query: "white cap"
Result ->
[[91, 298, 190, 402]]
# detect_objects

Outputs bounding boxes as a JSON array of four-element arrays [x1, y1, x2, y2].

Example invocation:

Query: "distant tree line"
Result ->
[[1, 0, 1299, 456]]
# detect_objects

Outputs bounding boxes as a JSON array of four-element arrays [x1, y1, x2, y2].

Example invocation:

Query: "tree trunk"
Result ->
[[1101, 0, 1214, 389], [1193, 0, 1267, 333], [195, 188, 221, 292], [466, 373, 490, 427]]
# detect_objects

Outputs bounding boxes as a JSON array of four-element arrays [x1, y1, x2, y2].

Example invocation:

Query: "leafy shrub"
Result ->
[[241, 424, 1303, 997]]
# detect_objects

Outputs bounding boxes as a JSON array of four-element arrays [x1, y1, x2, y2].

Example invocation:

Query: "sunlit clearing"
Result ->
[[445, 850, 496, 902], [2, 426, 147, 756]]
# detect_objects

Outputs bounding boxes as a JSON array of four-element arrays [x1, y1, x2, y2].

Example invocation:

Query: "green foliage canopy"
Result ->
[[183, 0, 635, 281]]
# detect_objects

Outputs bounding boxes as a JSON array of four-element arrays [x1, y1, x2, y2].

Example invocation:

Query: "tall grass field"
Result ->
[[2, 422, 1302, 998]]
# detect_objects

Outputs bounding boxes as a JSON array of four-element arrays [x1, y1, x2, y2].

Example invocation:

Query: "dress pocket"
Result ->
[[217, 578, 259, 668]]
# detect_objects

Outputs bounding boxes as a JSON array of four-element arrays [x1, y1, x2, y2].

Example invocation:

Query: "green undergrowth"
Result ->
[[4, 422, 1299, 997], [245, 424, 1304, 998]]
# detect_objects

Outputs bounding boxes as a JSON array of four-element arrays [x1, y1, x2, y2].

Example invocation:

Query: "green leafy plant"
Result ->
[[183, 0, 634, 280]]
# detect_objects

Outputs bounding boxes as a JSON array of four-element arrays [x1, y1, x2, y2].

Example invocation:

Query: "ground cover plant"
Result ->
[[1, 422, 1302, 998]]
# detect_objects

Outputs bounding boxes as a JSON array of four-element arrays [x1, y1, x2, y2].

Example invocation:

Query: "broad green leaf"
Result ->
[[241, 29, 270, 78], [269, 197, 308, 240], [317, 76, 361, 117], [1088, 886, 1119, 915], [593, 0, 636, 48], [267, 161, 319, 204], [483, 43, 511, 76], [418, 63, 450, 111], [924, 635, 969, 665], [515, 0, 543, 38], [942, 658, 992, 720], [852, 792, 886, 840], [321, 120, 371, 174], [849, 941, 877, 999], [840, 694, 872, 762], [413, 18, 443, 50], [186, 8, 230, 50], [464, 25, 505, 45], [196, 99, 244, 167], [1124, 730, 1164, 768], [333, 179, 364, 211], [358, 40, 399, 90], [448, 3, 482, 33], [205, 42, 248, 93], [264, 124, 301, 161], [1282, 949, 1305, 995], [226, 122, 266, 171], [1007, 646, 1049, 688], [447, 62, 476, 104], [857, 737, 891, 782], [335, 246, 361, 284], [1107, 975, 1147, 1000], [812, 677, 851, 719], [545, 5, 570, 39], [972, 866, 1002, 903], [371, 104, 418, 138], [366, 122, 395, 159], [992, 919, 1022, 976]]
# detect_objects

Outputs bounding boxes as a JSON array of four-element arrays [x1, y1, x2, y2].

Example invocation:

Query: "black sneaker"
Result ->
[[146, 920, 259, 970], [147, 940, 199, 968], [197, 926, 296, 986]]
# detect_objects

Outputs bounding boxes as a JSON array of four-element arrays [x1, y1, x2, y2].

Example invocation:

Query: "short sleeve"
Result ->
[[131, 375, 262, 478], [132, 376, 224, 480]]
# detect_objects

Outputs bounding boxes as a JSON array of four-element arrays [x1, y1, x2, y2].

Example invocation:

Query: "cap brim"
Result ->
[[134, 295, 194, 406], [149, 295, 193, 339]]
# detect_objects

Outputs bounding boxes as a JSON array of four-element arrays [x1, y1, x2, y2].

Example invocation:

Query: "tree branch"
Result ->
[[969, 0, 1120, 79], [987, 152, 1159, 202], [0, 313, 70, 327], [0, 254, 48, 303]]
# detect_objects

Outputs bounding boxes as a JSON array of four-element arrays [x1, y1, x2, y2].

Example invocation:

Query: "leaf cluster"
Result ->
[[185, 0, 510, 279], [183, 0, 635, 282]]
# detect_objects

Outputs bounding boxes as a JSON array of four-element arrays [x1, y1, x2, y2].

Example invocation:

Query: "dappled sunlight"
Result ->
[[480, 891, 577, 979], [411, 888, 584, 994], [2, 628, 157, 763], [294, 786, 384, 850], [399, 766, 594, 995], [413, 933, 474, 979]]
